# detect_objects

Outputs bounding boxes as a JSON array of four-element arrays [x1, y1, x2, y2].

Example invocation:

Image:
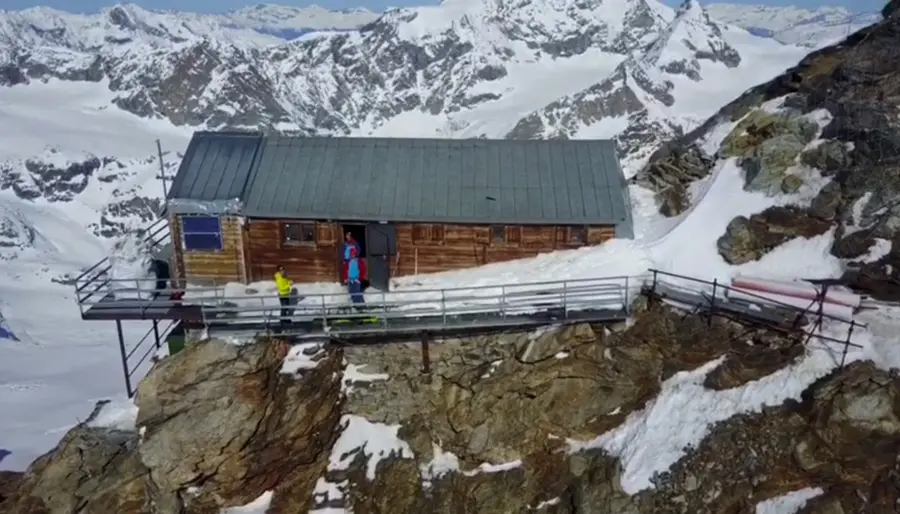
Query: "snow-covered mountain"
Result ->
[[225, 3, 378, 38], [0, 0, 815, 251], [705, 3, 881, 47]]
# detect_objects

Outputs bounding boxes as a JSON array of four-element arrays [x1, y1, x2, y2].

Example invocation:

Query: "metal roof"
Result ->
[[169, 133, 629, 225], [167, 131, 263, 202]]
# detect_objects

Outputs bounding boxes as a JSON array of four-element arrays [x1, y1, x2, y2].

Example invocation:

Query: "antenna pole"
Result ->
[[156, 139, 168, 206]]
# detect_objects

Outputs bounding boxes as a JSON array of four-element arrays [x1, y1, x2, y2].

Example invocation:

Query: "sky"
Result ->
[[0, 0, 887, 14]]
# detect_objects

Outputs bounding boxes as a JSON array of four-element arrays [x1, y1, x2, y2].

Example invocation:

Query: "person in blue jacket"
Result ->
[[346, 247, 366, 310], [343, 232, 360, 262]]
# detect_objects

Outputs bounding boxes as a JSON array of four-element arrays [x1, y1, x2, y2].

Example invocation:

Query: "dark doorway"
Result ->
[[366, 223, 397, 291], [341, 224, 367, 258]]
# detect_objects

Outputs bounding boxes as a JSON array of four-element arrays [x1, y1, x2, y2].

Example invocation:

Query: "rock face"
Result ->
[[1, 339, 344, 514], [717, 206, 832, 264], [633, 6, 900, 298], [1, 302, 898, 514]]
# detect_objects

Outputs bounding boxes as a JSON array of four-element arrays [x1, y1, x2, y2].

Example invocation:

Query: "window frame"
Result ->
[[490, 225, 506, 244], [181, 215, 223, 252], [569, 226, 587, 245], [283, 222, 316, 246]]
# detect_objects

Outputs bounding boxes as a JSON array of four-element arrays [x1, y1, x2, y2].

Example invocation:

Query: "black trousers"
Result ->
[[279, 296, 291, 324]]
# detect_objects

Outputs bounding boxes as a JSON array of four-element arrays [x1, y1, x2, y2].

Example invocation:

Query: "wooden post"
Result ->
[[420, 331, 431, 375]]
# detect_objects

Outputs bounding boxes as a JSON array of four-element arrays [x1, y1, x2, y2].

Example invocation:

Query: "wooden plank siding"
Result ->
[[392, 223, 615, 276], [172, 214, 247, 285], [245, 219, 341, 283], [233, 218, 615, 283]]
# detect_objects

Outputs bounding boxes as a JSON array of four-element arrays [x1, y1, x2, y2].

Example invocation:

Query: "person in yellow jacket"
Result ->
[[274, 265, 293, 325]]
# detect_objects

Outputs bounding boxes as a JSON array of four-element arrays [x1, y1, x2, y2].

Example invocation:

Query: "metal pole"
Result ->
[[420, 331, 431, 374], [152, 320, 160, 349], [562, 281, 568, 319], [116, 320, 134, 398], [156, 139, 168, 204], [840, 320, 856, 368], [709, 279, 718, 326]]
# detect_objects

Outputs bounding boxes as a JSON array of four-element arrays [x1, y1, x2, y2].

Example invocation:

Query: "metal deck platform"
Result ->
[[80, 292, 204, 321]]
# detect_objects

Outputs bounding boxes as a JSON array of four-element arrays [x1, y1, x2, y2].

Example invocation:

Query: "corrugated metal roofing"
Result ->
[[168, 133, 629, 225], [167, 131, 263, 202], [239, 136, 629, 225]]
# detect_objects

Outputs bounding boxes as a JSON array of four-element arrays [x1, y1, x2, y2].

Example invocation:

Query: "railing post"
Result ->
[[624, 276, 630, 313], [321, 294, 329, 331], [562, 281, 568, 319], [152, 320, 161, 349], [500, 285, 507, 319], [651, 269, 659, 294], [709, 279, 718, 326], [420, 331, 431, 375], [441, 290, 447, 326], [840, 320, 856, 368]]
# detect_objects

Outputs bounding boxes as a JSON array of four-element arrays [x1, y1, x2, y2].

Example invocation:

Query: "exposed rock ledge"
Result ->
[[2, 304, 899, 514]]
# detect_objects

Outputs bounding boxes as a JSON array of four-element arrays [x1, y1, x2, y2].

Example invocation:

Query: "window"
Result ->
[[431, 224, 444, 243], [284, 223, 315, 245], [490, 225, 505, 244], [570, 226, 587, 244], [181, 216, 222, 251], [412, 225, 429, 243]]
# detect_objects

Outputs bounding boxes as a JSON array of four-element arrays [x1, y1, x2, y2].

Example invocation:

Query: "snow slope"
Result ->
[[705, 4, 881, 47], [0, 81, 190, 471]]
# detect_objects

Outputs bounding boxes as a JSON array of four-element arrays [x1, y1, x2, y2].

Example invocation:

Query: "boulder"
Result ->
[[720, 110, 818, 160], [2, 423, 151, 514], [633, 144, 714, 216], [799, 140, 852, 175], [717, 206, 832, 264], [831, 229, 877, 259], [781, 174, 804, 194], [809, 181, 843, 221]]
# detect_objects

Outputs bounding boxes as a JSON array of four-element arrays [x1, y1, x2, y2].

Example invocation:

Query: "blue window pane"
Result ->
[[182, 216, 220, 234], [184, 233, 222, 251]]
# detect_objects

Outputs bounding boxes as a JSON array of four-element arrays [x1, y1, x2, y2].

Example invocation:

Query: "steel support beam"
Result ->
[[115, 320, 134, 398]]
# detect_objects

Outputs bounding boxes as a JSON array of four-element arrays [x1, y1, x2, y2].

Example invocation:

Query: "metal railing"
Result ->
[[117, 318, 179, 397], [73, 217, 172, 312], [75, 274, 637, 332], [645, 269, 864, 365]]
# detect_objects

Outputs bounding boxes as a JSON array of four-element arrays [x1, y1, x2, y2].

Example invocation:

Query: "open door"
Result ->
[[365, 224, 397, 291]]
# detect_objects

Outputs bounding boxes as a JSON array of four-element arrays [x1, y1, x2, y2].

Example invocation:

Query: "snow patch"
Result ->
[[220, 491, 274, 514], [87, 398, 138, 431], [755, 487, 824, 514], [280, 342, 327, 375]]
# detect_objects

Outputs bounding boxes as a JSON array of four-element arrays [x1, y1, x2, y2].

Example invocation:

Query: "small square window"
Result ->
[[490, 225, 505, 243], [570, 226, 587, 244], [284, 223, 315, 245]]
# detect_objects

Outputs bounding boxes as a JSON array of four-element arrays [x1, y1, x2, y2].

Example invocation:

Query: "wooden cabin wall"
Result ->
[[172, 214, 247, 285], [392, 223, 615, 276], [245, 219, 340, 283]]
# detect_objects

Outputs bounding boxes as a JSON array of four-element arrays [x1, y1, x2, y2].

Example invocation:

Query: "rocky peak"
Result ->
[[641, 0, 741, 81], [368, 0, 670, 58]]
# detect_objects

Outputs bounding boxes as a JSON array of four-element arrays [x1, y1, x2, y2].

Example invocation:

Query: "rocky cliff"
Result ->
[[1, 301, 897, 513], [634, 2, 900, 300]]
